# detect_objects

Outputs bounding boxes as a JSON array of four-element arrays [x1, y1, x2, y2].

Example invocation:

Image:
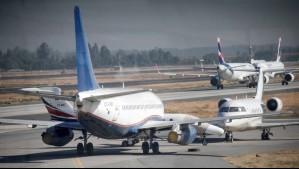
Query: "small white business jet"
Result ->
[[0, 6, 283, 155], [157, 38, 258, 89], [217, 67, 299, 142], [250, 38, 299, 85]]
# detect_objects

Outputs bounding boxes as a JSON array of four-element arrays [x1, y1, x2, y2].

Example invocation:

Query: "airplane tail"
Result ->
[[217, 38, 226, 65], [74, 6, 100, 92], [255, 69, 264, 101], [276, 37, 282, 62]]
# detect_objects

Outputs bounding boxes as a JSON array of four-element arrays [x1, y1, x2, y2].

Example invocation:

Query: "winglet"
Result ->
[[276, 37, 282, 62], [217, 37, 226, 65], [74, 6, 100, 92]]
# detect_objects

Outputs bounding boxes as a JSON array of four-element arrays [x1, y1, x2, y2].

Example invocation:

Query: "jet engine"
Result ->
[[210, 77, 219, 87], [41, 127, 74, 147], [284, 73, 295, 82], [218, 98, 232, 109], [263, 76, 270, 84], [167, 124, 197, 145], [266, 97, 283, 112]]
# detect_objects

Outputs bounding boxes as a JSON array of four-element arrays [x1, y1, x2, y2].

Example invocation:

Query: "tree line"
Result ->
[[0, 42, 298, 71]]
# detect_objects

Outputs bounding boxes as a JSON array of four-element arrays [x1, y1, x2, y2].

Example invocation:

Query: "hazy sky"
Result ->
[[0, 0, 298, 52]]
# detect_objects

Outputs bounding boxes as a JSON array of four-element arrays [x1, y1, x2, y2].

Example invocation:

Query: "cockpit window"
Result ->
[[229, 107, 246, 112], [220, 107, 229, 112]]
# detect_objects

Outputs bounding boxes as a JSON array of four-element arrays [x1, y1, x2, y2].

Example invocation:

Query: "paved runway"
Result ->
[[0, 125, 298, 168]]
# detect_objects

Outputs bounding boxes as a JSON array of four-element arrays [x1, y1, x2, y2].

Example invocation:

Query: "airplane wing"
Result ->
[[16, 88, 150, 102], [255, 122, 299, 129], [138, 112, 284, 131], [156, 65, 215, 78], [77, 88, 151, 102], [18, 88, 76, 101], [0, 118, 84, 130]]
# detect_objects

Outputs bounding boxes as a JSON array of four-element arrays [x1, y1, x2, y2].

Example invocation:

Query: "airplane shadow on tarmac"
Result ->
[[1, 137, 299, 164]]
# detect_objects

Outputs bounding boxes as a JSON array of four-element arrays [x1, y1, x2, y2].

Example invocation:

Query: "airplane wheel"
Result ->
[[282, 81, 285, 85], [77, 143, 84, 156], [202, 140, 208, 146], [152, 142, 160, 154], [122, 140, 129, 147], [86, 142, 94, 155], [220, 84, 224, 89], [286, 82, 289, 85], [142, 142, 150, 155], [225, 133, 229, 141]]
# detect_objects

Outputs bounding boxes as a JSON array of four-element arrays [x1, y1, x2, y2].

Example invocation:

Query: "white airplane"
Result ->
[[217, 68, 299, 142], [250, 38, 299, 85], [157, 38, 258, 89], [29, 86, 223, 147], [0, 6, 285, 156]]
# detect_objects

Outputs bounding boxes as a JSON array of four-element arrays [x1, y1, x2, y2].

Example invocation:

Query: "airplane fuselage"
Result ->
[[217, 98, 266, 132], [218, 63, 256, 82], [76, 90, 164, 139], [254, 61, 285, 78]]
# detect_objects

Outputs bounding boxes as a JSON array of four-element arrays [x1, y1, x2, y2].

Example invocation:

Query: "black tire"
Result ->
[[86, 142, 94, 155], [77, 143, 84, 156], [142, 142, 150, 155], [122, 141, 129, 147], [152, 142, 159, 154]]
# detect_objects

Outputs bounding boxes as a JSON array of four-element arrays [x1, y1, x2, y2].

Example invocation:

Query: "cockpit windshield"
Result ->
[[220, 107, 246, 113]]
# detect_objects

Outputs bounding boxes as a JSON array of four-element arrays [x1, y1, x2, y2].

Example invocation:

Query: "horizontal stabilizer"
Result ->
[[18, 88, 75, 101]]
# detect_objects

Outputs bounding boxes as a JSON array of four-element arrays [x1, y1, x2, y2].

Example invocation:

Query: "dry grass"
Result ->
[[164, 92, 299, 118], [223, 149, 299, 168]]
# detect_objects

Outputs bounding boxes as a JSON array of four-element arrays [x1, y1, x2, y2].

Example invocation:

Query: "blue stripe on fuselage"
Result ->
[[78, 111, 163, 139]]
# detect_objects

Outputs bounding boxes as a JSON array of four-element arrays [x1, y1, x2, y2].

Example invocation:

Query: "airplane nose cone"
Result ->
[[206, 125, 224, 136]]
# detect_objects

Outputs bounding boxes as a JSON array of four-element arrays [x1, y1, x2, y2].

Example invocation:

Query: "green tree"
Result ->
[[37, 42, 50, 60]]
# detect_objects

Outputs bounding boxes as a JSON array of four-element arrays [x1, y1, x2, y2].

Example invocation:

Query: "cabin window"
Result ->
[[229, 107, 239, 112]]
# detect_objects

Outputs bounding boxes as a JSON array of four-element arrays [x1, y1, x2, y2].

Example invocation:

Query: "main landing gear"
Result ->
[[202, 134, 208, 146], [282, 81, 289, 86], [75, 130, 94, 156], [261, 129, 273, 140], [248, 76, 257, 88], [225, 132, 234, 143], [142, 129, 160, 155], [121, 138, 140, 147]]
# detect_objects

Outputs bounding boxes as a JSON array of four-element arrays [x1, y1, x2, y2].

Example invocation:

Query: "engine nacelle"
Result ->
[[266, 97, 283, 112], [167, 125, 197, 145], [41, 127, 74, 147], [263, 75, 270, 84], [284, 73, 295, 82], [210, 77, 219, 87], [218, 98, 232, 109]]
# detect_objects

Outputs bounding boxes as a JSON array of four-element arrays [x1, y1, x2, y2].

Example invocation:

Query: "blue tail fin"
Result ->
[[217, 38, 226, 65], [74, 6, 100, 92]]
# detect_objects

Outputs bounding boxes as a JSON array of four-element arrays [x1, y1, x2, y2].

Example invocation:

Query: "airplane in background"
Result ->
[[216, 68, 299, 142], [249, 38, 298, 86], [157, 38, 258, 89], [0, 6, 276, 156]]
